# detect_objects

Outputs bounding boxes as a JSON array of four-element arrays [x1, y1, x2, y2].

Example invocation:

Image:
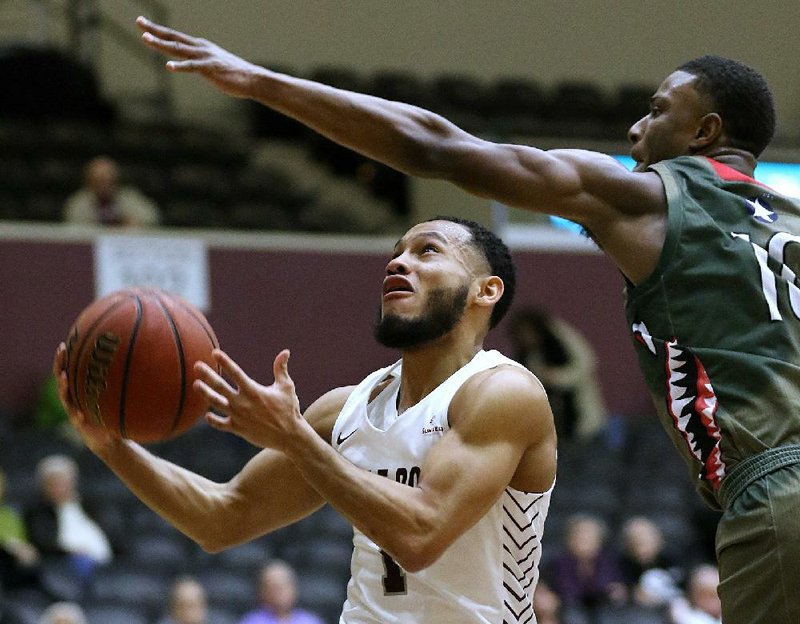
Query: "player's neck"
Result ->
[[397, 334, 482, 412], [703, 147, 757, 177]]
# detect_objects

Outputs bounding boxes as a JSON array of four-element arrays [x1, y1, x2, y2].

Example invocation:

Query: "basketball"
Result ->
[[64, 287, 219, 443]]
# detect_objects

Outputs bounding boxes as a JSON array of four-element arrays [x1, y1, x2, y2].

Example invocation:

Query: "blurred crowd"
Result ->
[[535, 513, 721, 624], [0, 445, 722, 624]]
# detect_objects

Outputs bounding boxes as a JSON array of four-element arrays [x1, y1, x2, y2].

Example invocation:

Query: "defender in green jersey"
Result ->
[[135, 18, 794, 623]]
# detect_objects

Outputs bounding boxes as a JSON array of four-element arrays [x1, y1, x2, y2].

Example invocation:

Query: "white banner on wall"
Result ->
[[94, 235, 210, 311]]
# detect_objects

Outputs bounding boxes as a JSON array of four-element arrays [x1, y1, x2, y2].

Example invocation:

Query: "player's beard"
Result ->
[[374, 283, 470, 349]]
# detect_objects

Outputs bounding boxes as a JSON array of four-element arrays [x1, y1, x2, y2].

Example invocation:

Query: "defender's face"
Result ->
[[628, 71, 712, 172]]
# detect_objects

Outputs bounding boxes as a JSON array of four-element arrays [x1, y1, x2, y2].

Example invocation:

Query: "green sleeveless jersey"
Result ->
[[624, 155, 800, 508]]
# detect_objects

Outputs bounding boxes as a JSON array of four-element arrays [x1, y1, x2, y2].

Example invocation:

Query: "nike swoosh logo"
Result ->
[[336, 429, 357, 445]]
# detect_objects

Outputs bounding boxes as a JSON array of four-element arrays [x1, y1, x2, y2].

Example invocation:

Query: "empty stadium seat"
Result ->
[[200, 539, 273, 576], [595, 603, 669, 624], [297, 571, 347, 624], [84, 605, 150, 624], [128, 533, 191, 575], [196, 568, 255, 612], [88, 565, 170, 613]]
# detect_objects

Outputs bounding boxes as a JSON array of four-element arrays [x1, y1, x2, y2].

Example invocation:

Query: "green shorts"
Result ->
[[716, 445, 800, 624]]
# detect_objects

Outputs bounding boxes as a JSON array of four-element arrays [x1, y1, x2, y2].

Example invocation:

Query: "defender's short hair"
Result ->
[[678, 55, 775, 157]]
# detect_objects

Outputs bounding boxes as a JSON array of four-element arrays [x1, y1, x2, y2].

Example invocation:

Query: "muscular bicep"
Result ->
[[437, 137, 663, 225], [440, 138, 668, 281], [412, 367, 556, 557]]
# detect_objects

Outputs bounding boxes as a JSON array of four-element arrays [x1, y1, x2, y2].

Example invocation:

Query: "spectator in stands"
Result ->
[[157, 576, 209, 624], [239, 560, 324, 624], [619, 516, 683, 605], [533, 580, 563, 624], [23, 455, 114, 586], [63, 156, 159, 227], [0, 468, 41, 591], [669, 564, 722, 624], [38, 601, 87, 624], [509, 308, 607, 442], [545, 514, 626, 614]]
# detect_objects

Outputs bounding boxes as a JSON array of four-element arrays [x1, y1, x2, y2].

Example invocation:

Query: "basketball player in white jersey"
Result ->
[[53, 217, 557, 624]]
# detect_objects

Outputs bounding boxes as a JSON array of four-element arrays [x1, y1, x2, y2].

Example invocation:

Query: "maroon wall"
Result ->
[[0, 237, 653, 421]]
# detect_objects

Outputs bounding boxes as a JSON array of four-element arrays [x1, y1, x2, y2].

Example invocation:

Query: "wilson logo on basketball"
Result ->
[[84, 332, 120, 425]]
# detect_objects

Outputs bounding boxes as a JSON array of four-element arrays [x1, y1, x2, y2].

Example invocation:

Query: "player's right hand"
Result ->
[[52, 343, 122, 454], [136, 16, 262, 100]]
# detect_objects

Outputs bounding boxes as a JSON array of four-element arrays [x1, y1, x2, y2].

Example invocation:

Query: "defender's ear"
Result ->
[[690, 112, 724, 151]]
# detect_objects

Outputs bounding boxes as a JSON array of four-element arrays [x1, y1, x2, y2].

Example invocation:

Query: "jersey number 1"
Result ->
[[380, 549, 408, 595]]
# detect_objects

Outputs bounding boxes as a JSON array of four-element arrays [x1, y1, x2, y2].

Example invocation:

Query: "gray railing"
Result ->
[[68, 0, 172, 116]]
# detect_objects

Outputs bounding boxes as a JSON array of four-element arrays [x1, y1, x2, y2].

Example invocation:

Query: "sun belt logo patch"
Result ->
[[665, 339, 726, 489], [745, 196, 778, 224]]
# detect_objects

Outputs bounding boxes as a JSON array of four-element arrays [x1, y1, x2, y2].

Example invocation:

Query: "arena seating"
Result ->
[[0, 58, 660, 231]]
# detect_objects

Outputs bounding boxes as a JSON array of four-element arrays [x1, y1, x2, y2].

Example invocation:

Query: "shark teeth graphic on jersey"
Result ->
[[745, 196, 778, 224], [665, 339, 726, 489], [632, 321, 657, 355]]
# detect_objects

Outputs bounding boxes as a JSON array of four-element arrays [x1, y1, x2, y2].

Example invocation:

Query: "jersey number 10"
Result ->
[[733, 231, 800, 321]]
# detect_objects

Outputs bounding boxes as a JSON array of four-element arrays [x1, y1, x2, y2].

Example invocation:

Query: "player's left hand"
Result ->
[[194, 349, 305, 449]]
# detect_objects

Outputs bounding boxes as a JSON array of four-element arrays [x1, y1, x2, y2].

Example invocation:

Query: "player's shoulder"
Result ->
[[467, 362, 546, 398], [304, 385, 357, 442], [452, 363, 549, 420]]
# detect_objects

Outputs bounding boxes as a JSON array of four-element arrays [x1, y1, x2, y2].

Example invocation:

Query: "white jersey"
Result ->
[[332, 350, 553, 624]]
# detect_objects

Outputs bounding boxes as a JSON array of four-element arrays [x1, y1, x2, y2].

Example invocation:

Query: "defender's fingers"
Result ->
[[141, 34, 204, 60], [136, 16, 199, 45], [165, 59, 214, 73]]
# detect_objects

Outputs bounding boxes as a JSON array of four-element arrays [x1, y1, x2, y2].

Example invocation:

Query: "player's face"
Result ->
[[374, 221, 484, 349], [374, 282, 470, 349], [627, 71, 713, 172]]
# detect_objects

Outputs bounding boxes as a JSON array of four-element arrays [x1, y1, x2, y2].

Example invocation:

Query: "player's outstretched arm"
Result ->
[[136, 16, 666, 282], [52, 343, 333, 552], [196, 350, 556, 572]]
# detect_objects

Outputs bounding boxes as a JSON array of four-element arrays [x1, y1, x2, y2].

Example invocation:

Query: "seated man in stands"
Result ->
[[63, 156, 160, 227], [23, 455, 116, 590]]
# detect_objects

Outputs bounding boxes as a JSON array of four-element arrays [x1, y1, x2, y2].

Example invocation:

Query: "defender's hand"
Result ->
[[136, 16, 264, 99]]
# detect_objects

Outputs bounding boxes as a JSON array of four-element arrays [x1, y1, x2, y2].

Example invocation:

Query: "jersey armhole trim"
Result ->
[[627, 161, 685, 301]]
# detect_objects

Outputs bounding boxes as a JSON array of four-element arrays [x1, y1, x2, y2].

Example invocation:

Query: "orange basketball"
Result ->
[[65, 287, 219, 443]]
